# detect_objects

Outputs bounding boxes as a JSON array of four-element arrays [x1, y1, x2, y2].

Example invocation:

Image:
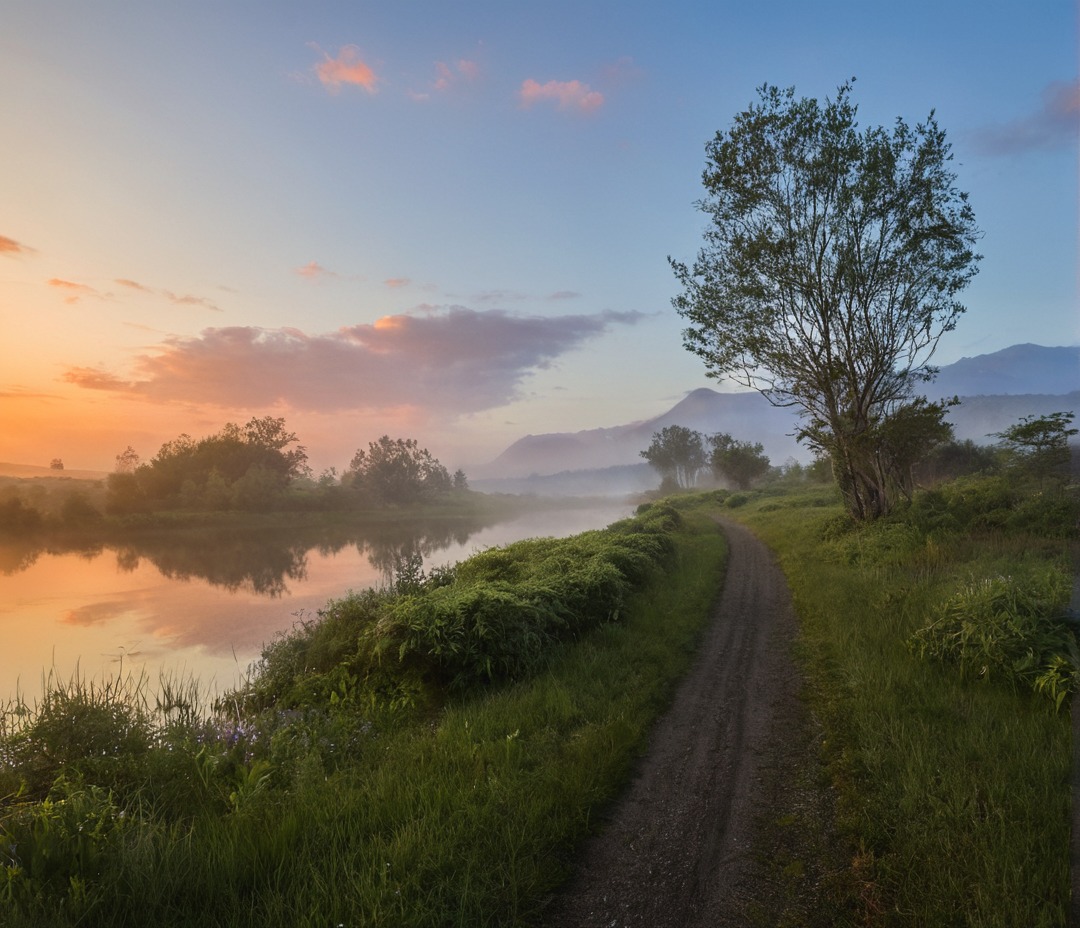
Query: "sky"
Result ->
[[1, 0, 1077, 475]]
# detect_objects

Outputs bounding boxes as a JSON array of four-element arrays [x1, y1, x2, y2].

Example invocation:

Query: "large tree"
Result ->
[[670, 81, 981, 519]]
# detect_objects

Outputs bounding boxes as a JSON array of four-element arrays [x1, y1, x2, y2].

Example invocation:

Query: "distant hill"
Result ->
[[477, 344, 1079, 486], [0, 462, 108, 480], [930, 344, 1078, 398]]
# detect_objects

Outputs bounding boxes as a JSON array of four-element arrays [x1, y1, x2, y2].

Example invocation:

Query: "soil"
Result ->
[[543, 518, 855, 927]]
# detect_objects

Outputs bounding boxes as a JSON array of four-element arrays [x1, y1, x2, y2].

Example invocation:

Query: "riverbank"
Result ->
[[0, 501, 727, 926]]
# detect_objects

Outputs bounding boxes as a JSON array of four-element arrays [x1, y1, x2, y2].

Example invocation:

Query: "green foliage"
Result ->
[[0, 497, 44, 535], [730, 488, 1072, 926], [640, 425, 706, 489], [106, 417, 308, 513], [671, 81, 980, 521], [909, 570, 1076, 705], [707, 432, 770, 489], [994, 411, 1077, 482], [0, 506, 726, 927], [346, 436, 454, 505]]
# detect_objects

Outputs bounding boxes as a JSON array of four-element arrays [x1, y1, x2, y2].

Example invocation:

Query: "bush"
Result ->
[[909, 569, 1077, 708]]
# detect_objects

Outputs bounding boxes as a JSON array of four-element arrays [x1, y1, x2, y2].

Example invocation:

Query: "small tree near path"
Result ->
[[641, 426, 706, 491], [670, 81, 981, 520], [708, 433, 770, 490]]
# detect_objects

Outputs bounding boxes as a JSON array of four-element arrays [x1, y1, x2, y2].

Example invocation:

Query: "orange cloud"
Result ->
[[974, 80, 1080, 154], [47, 278, 99, 304], [313, 44, 378, 93], [60, 307, 646, 416], [0, 235, 33, 256], [115, 278, 153, 292], [384, 277, 410, 289], [520, 78, 604, 112]]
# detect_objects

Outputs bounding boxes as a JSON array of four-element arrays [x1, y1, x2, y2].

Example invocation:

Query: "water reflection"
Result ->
[[0, 504, 631, 701], [0, 516, 498, 597]]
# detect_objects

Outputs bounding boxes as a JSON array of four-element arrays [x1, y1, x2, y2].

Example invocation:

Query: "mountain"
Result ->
[[476, 390, 800, 481], [929, 344, 1078, 399], [473, 344, 1079, 491]]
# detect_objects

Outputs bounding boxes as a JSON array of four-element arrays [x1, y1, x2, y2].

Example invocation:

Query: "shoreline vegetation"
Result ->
[[0, 500, 728, 926], [1, 459, 1077, 925]]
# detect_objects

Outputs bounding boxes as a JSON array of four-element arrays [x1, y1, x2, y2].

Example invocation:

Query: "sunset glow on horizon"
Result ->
[[2, 2, 1076, 475]]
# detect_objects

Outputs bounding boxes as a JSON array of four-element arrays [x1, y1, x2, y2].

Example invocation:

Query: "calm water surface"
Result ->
[[0, 503, 631, 702]]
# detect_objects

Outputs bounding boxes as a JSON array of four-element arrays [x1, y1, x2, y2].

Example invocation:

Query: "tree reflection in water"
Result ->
[[0, 516, 498, 597]]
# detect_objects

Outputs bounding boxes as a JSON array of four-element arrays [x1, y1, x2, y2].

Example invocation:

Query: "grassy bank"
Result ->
[[0, 504, 726, 926], [724, 481, 1076, 926]]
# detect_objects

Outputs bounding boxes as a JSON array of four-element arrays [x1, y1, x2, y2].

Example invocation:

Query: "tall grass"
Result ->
[[732, 485, 1075, 927], [0, 506, 726, 926]]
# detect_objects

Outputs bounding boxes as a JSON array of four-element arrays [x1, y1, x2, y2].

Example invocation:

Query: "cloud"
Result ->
[[61, 307, 646, 416], [473, 289, 526, 303], [548, 290, 581, 301], [164, 291, 222, 312], [520, 78, 604, 112], [113, 277, 220, 310], [115, 278, 153, 292], [0, 235, 33, 256], [384, 277, 410, 289], [973, 80, 1080, 154], [433, 58, 479, 91], [47, 278, 100, 304], [295, 260, 337, 280], [312, 44, 379, 93]]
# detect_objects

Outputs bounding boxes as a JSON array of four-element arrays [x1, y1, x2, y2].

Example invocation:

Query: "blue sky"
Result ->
[[1, 1, 1076, 473]]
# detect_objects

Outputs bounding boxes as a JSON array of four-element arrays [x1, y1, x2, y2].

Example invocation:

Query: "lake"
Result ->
[[0, 503, 632, 704]]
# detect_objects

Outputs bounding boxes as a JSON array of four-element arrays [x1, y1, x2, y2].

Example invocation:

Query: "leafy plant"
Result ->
[[909, 570, 1077, 705]]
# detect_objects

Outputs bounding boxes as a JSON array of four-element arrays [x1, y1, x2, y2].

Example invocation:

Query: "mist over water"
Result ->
[[0, 502, 632, 704]]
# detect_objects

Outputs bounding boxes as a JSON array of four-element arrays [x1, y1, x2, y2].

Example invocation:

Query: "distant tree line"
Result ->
[[641, 425, 772, 492], [639, 411, 1077, 498], [101, 419, 468, 515]]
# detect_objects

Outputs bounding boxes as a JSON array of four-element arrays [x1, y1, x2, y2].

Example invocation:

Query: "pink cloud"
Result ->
[[61, 307, 645, 416], [295, 261, 335, 280], [0, 235, 33, 256], [973, 80, 1080, 154], [520, 78, 604, 112], [47, 278, 99, 304], [312, 44, 379, 93], [384, 277, 410, 289]]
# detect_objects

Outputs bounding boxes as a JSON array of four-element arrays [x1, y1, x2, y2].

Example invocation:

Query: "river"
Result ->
[[0, 502, 632, 704]]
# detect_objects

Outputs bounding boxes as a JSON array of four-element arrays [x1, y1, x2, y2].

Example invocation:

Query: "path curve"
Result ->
[[545, 517, 837, 927]]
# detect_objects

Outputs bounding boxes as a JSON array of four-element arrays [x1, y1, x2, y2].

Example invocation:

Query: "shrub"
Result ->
[[909, 569, 1077, 707]]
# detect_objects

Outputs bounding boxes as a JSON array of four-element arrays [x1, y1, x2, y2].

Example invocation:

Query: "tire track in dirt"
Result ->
[[544, 517, 826, 927]]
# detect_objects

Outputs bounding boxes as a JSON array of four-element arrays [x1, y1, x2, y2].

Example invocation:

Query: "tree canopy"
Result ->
[[670, 81, 981, 519], [707, 433, 770, 490], [347, 436, 454, 505], [640, 426, 706, 490], [107, 417, 308, 512], [994, 411, 1077, 482]]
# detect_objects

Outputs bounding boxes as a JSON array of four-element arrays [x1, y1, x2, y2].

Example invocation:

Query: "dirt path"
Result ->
[[544, 518, 849, 927]]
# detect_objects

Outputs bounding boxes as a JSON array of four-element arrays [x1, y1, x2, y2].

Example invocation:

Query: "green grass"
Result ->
[[730, 485, 1074, 927], [0, 506, 727, 926]]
